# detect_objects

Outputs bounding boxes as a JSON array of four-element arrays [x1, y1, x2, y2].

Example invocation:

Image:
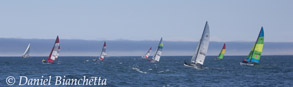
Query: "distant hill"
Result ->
[[0, 38, 292, 56]]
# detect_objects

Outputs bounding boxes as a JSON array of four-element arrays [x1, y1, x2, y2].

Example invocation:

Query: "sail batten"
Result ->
[[191, 21, 210, 65], [22, 43, 30, 58]]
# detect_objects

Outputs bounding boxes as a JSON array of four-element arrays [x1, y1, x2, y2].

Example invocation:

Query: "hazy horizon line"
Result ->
[[0, 54, 292, 57], [1, 37, 293, 43]]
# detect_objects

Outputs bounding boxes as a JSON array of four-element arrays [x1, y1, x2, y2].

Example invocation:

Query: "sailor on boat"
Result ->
[[42, 58, 46, 63], [242, 59, 248, 63]]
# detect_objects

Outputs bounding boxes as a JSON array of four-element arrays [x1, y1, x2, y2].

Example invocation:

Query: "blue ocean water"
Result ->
[[1, 56, 293, 87]]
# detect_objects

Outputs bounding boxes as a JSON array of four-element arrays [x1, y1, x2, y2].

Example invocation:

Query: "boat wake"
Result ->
[[184, 64, 208, 70], [158, 69, 170, 73], [42, 62, 54, 64], [132, 67, 147, 74]]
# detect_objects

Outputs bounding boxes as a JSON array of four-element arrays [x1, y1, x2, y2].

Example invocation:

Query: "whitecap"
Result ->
[[132, 67, 147, 74]]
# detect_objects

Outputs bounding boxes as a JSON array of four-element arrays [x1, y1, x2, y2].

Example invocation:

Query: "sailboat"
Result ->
[[216, 43, 226, 60], [240, 27, 264, 66], [150, 37, 163, 63], [184, 21, 210, 68], [22, 43, 30, 58], [142, 47, 152, 59], [42, 36, 60, 64], [94, 42, 107, 61]]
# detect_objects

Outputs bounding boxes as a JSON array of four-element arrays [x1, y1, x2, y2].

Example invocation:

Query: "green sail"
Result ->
[[246, 27, 264, 63], [217, 43, 226, 60]]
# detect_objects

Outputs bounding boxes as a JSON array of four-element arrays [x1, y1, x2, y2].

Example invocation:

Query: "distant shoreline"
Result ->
[[0, 55, 292, 58]]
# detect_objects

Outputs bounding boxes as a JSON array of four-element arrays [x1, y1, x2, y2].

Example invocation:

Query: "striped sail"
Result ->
[[99, 42, 107, 61], [47, 36, 60, 63], [143, 47, 152, 59], [191, 21, 210, 65], [152, 37, 163, 62], [217, 43, 226, 60], [22, 43, 30, 58], [244, 27, 264, 63]]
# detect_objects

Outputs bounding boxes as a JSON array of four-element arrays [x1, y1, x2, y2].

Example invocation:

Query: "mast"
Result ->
[[22, 43, 30, 58], [99, 41, 107, 61], [244, 27, 264, 64], [217, 43, 226, 59], [144, 47, 152, 59], [248, 27, 264, 62], [47, 36, 60, 63], [152, 37, 163, 62], [191, 21, 209, 64]]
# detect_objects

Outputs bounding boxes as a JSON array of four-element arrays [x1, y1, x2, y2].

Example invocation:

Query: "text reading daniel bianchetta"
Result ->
[[6, 76, 107, 86]]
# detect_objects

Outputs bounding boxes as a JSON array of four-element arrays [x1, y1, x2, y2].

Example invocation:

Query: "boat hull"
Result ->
[[42, 60, 56, 64], [240, 62, 255, 66], [42, 61, 53, 64], [93, 59, 97, 62], [150, 60, 158, 63], [184, 62, 204, 69]]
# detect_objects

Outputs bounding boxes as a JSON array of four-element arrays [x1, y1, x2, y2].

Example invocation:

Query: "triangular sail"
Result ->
[[47, 36, 60, 63], [143, 47, 152, 59], [217, 43, 226, 60], [22, 43, 30, 58], [99, 42, 107, 61], [152, 37, 163, 62], [191, 21, 210, 65], [244, 27, 264, 63]]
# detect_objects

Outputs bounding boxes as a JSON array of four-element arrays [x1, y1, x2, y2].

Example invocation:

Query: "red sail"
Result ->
[[47, 36, 60, 63], [100, 41, 107, 61]]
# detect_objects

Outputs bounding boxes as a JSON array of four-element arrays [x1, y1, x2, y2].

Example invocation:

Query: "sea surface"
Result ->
[[1, 56, 293, 87]]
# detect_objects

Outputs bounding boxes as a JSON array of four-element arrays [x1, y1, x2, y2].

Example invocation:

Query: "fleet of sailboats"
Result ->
[[151, 37, 163, 63], [240, 27, 264, 66], [10, 21, 266, 67], [22, 43, 30, 58], [184, 21, 210, 68], [42, 36, 60, 64]]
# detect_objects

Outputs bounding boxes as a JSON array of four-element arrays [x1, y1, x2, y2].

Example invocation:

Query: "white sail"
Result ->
[[99, 42, 107, 61], [191, 21, 210, 65], [152, 37, 163, 62], [22, 43, 30, 58], [143, 47, 152, 59]]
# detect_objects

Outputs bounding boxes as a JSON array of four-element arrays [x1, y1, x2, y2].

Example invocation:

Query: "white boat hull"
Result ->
[[93, 59, 97, 62], [184, 63, 204, 69], [240, 62, 255, 66]]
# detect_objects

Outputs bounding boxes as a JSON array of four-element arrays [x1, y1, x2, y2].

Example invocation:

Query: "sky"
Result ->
[[0, 0, 292, 42]]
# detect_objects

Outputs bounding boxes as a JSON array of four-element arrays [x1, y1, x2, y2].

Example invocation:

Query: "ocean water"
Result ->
[[1, 56, 293, 87]]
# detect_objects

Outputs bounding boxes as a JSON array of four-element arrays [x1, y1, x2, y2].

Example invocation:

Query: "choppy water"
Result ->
[[1, 56, 293, 87]]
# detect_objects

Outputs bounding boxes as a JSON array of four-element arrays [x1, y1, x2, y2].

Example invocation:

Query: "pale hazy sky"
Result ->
[[0, 0, 292, 42]]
